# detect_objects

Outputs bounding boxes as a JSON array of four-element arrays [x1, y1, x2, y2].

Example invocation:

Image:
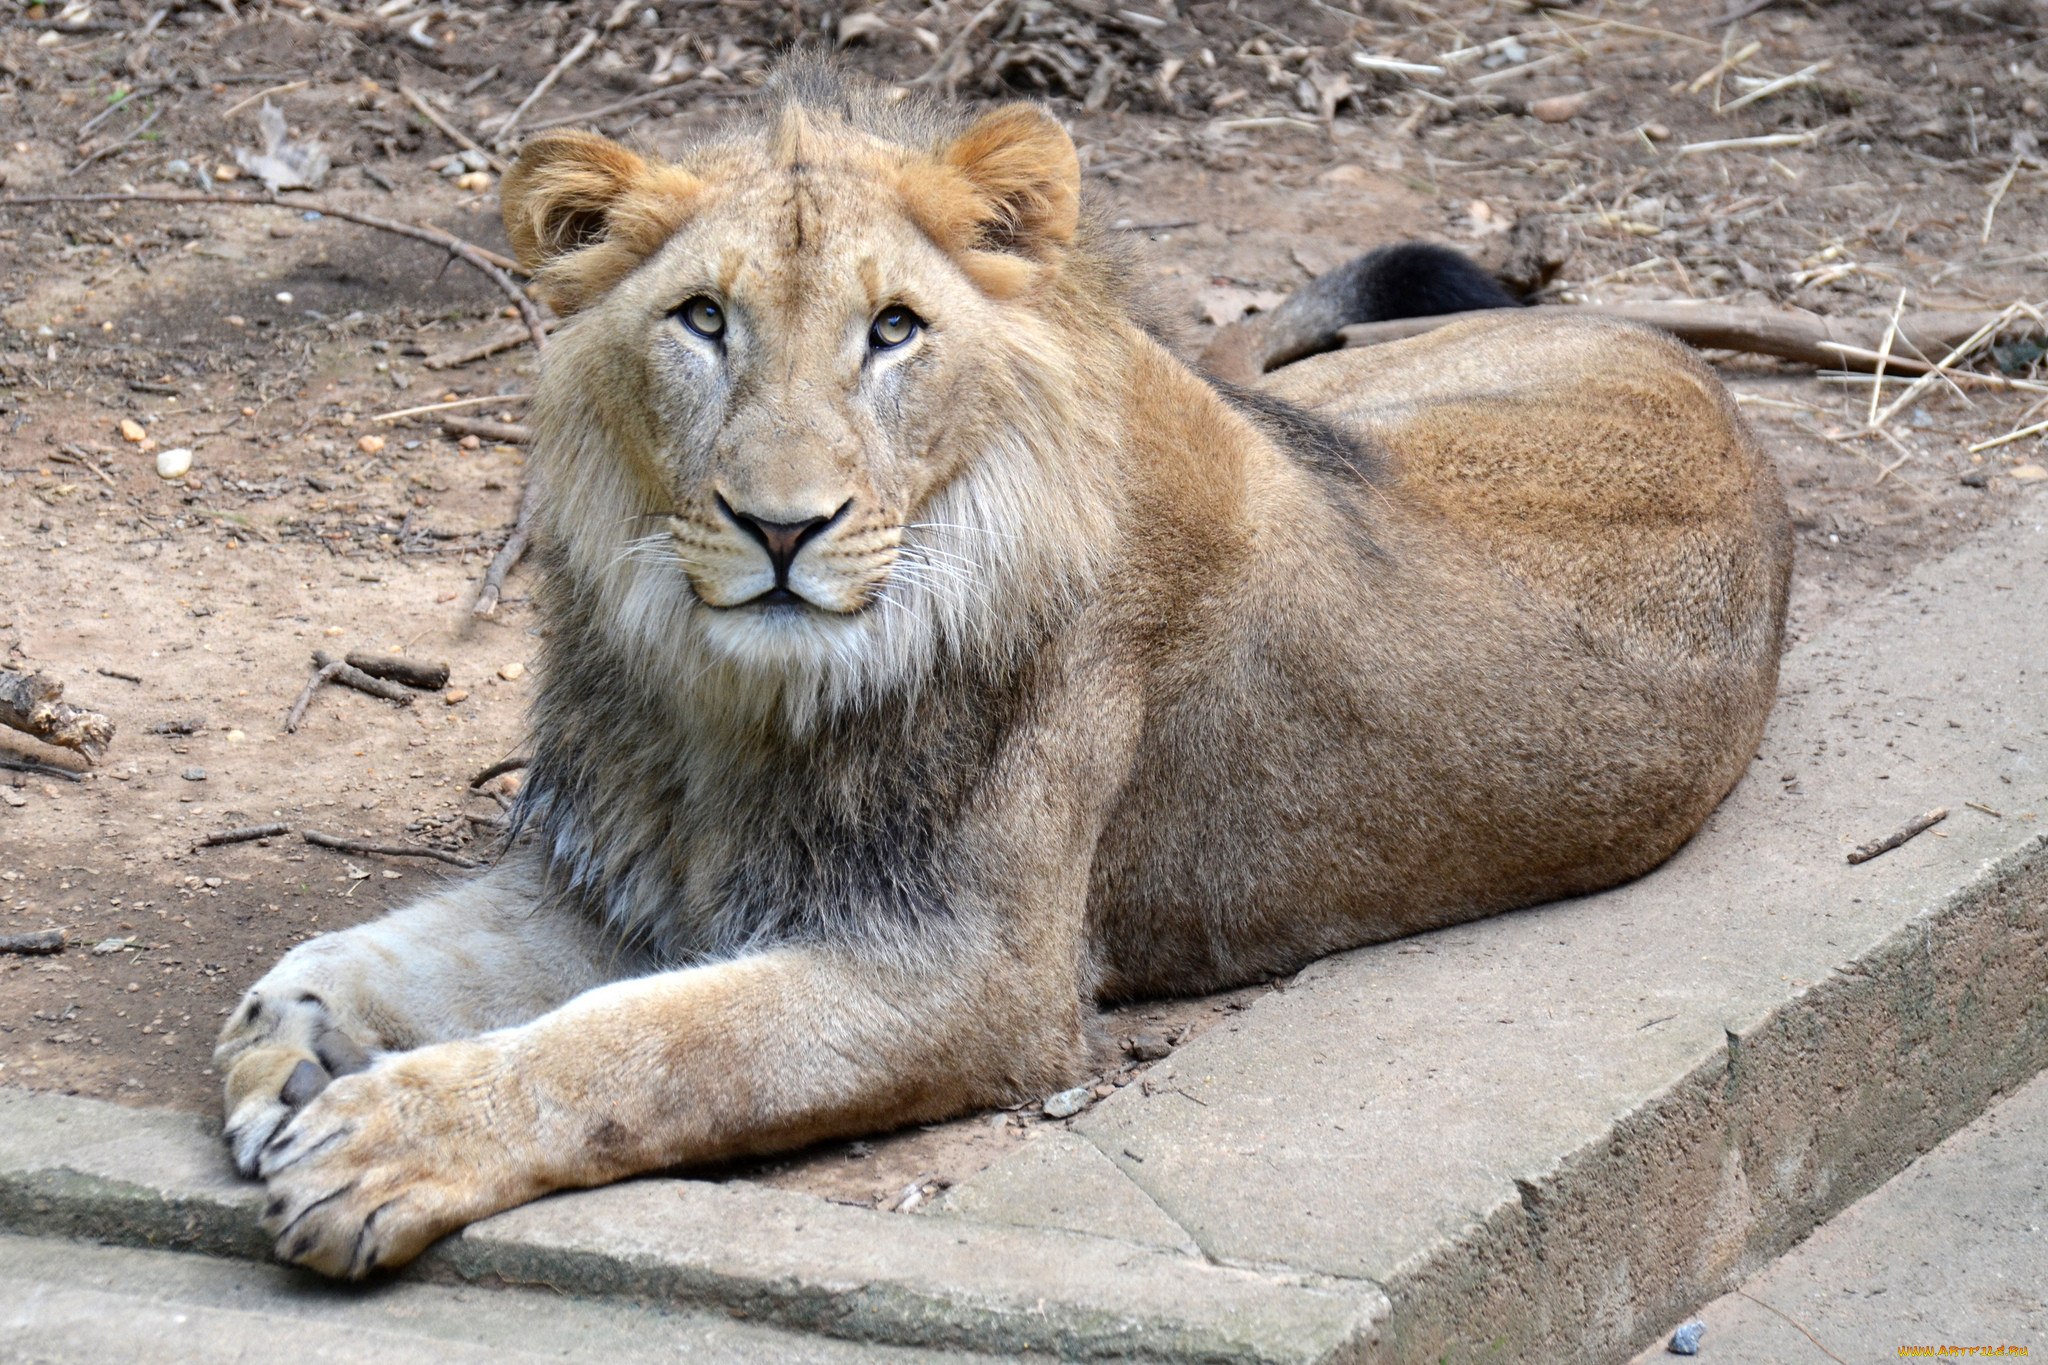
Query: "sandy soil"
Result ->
[[2, 0, 2045, 1208]]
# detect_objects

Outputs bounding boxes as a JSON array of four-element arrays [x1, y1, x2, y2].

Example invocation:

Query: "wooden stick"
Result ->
[[398, 82, 508, 173], [519, 85, 683, 136], [372, 393, 528, 423], [1306, 303, 2036, 382], [344, 653, 450, 691], [0, 756, 84, 782], [424, 320, 557, 370], [443, 416, 531, 444], [283, 659, 347, 733], [1968, 417, 2048, 454], [475, 477, 540, 616], [490, 27, 597, 148], [0, 670, 114, 763], [470, 755, 529, 788], [312, 651, 416, 704], [196, 822, 293, 847], [1846, 807, 1948, 865], [303, 830, 479, 869], [0, 930, 66, 957]]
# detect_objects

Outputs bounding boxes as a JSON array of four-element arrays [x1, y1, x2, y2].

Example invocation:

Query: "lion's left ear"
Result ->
[[501, 130, 701, 314], [901, 103, 1079, 297], [941, 104, 1080, 257]]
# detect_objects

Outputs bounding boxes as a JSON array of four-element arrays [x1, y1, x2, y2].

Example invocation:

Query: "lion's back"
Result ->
[[1261, 312, 1792, 669]]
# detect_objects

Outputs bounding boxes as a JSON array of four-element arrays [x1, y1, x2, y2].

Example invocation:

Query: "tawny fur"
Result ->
[[215, 59, 1791, 1279]]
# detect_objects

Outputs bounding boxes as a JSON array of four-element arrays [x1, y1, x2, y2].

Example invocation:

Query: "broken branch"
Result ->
[[0, 669, 114, 764], [0, 930, 66, 957], [303, 830, 480, 869], [474, 477, 541, 617], [344, 653, 451, 692], [196, 822, 293, 848]]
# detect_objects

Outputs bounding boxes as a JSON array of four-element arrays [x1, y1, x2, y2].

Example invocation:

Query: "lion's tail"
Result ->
[[1201, 242, 1521, 383]]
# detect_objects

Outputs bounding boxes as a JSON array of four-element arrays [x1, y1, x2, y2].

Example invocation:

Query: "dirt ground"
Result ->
[[2, 0, 2046, 1210]]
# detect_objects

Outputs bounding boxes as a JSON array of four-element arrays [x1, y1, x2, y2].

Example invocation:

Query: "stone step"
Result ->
[[0, 1232, 974, 1364], [1629, 1065, 2048, 1363]]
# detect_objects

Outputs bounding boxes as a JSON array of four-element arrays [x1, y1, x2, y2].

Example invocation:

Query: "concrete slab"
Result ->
[[0, 517, 2045, 1365], [1630, 1066, 2048, 1364], [922, 1129, 1202, 1254], [0, 1233, 976, 1364]]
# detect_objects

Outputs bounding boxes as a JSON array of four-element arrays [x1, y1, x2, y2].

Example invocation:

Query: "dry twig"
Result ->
[[398, 82, 508, 173], [443, 416, 531, 444], [303, 830, 479, 869], [344, 653, 450, 691], [196, 822, 293, 848], [490, 27, 598, 147], [1847, 807, 1948, 865]]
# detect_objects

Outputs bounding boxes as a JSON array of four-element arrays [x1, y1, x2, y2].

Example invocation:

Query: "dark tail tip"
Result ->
[[1202, 241, 1522, 380]]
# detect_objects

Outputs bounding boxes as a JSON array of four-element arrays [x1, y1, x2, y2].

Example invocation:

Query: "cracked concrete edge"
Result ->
[[0, 1089, 1385, 1365], [1354, 830, 2048, 1365]]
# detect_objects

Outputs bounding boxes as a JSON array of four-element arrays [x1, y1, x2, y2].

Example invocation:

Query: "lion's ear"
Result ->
[[501, 131, 700, 313], [938, 103, 1080, 259]]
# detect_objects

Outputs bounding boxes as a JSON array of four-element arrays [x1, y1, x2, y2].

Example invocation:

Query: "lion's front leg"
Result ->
[[216, 851, 632, 1175], [256, 939, 1091, 1278]]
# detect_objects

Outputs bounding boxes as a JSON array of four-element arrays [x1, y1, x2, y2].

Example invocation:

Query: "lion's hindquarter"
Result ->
[[1089, 315, 1791, 999]]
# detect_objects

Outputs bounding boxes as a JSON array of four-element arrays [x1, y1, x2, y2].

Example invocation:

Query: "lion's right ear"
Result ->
[[501, 131, 701, 314]]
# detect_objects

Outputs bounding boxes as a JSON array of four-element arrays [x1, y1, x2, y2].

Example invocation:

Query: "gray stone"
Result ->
[[923, 1129, 1200, 1254], [1041, 1086, 1092, 1119]]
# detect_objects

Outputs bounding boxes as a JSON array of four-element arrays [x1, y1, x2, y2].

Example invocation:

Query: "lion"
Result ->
[[214, 59, 1791, 1278]]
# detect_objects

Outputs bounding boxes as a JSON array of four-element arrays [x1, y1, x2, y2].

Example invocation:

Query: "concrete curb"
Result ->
[[1366, 831, 2048, 1364], [3, 518, 2046, 1364], [0, 1092, 1383, 1364]]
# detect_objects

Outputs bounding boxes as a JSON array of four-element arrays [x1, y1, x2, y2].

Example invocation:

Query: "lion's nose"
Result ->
[[719, 497, 847, 585]]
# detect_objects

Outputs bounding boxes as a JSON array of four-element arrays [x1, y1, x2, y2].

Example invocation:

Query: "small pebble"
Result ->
[[118, 418, 147, 443], [444, 688, 469, 705], [498, 662, 525, 681], [155, 446, 194, 479], [454, 171, 493, 192], [458, 148, 489, 172], [181, 767, 206, 782], [1530, 92, 1589, 123], [1128, 1030, 1174, 1061], [1668, 1320, 1705, 1356], [357, 434, 387, 455], [275, 291, 294, 304], [1041, 1086, 1092, 1119]]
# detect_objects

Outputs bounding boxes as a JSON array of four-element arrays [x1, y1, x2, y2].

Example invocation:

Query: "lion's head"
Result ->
[[502, 62, 1133, 730]]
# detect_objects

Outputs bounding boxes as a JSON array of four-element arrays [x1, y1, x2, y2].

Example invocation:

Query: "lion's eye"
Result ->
[[675, 296, 725, 340], [869, 306, 921, 350]]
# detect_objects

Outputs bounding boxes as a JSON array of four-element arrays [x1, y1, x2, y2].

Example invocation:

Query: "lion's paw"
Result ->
[[257, 1043, 520, 1278], [216, 990, 373, 1177]]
